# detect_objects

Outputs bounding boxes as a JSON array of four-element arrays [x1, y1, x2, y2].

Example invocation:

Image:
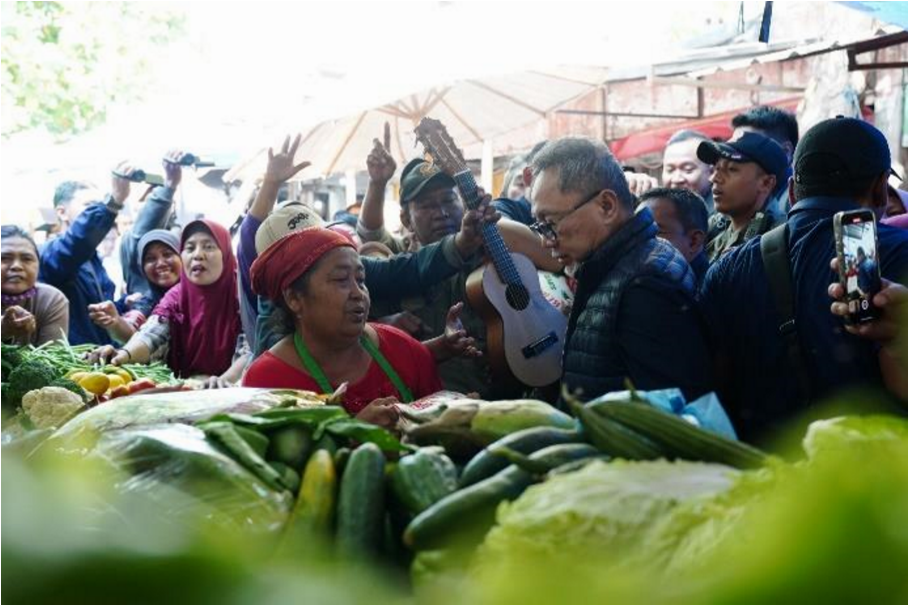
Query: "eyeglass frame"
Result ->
[[529, 188, 604, 242]]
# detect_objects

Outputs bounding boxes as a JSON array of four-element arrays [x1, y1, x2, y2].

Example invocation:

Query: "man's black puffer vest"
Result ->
[[561, 207, 696, 399]]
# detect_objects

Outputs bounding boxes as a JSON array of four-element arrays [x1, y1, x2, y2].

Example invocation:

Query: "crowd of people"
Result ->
[[3, 106, 907, 444]]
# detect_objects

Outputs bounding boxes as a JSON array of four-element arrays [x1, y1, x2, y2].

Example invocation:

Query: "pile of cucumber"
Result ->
[[196, 396, 769, 566]]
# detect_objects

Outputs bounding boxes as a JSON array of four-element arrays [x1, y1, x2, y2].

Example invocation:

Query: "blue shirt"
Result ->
[[699, 196, 908, 442], [492, 195, 533, 226], [39, 202, 120, 345]]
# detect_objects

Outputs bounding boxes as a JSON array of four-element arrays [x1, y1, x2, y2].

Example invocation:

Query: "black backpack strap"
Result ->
[[759, 224, 813, 401]]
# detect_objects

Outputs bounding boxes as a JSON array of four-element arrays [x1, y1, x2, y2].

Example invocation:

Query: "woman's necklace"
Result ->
[[2, 287, 37, 306]]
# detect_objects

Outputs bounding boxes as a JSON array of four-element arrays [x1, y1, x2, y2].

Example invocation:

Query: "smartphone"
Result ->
[[833, 209, 882, 324]]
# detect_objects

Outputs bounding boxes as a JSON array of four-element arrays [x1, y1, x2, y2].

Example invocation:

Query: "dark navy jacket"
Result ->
[[492, 195, 533, 226], [699, 196, 908, 442], [39, 202, 120, 345]]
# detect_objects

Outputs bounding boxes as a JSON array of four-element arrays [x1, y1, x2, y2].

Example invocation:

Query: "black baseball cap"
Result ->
[[697, 132, 790, 185], [400, 158, 456, 203], [793, 116, 902, 187]]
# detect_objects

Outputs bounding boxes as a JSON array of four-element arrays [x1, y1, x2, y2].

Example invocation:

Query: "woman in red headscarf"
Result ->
[[89, 220, 248, 388], [243, 227, 443, 428]]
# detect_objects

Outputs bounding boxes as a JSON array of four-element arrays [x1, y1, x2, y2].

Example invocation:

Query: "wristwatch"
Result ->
[[105, 193, 125, 213]]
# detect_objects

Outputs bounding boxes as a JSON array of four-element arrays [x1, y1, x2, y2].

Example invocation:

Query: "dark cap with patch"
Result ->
[[697, 132, 789, 185], [400, 158, 456, 203], [793, 116, 901, 188]]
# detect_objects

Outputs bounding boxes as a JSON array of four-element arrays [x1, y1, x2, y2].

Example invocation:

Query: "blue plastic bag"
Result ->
[[585, 389, 738, 440]]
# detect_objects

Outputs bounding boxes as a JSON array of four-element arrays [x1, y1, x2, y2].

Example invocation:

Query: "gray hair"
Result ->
[[666, 129, 711, 147], [530, 137, 633, 210]]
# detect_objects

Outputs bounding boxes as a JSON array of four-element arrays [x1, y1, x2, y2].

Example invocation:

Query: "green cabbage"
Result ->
[[478, 459, 738, 569], [802, 414, 908, 460]]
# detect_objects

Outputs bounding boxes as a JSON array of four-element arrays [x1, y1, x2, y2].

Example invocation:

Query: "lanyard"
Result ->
[[293, 331, 414, 403]]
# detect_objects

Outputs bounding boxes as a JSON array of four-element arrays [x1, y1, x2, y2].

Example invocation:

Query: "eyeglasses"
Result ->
[[530, 189, 603, 242]]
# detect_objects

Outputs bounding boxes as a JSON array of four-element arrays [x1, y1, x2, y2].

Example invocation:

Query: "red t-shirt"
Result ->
[[243, 323, 442, 414]]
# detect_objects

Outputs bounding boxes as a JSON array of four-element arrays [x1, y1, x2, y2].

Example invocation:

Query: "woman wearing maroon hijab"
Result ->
[[89, 220, 248, 388]]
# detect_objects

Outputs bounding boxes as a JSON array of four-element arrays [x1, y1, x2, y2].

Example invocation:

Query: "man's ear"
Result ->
[[597, 190, 623, 222], [688, 229, 706, 257], [54, 204, 68, 225], [760, 173, 778, 198], [522, 166, 534, 190]]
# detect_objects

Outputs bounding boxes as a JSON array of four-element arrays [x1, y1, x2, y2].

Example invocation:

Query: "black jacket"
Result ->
[[561, 208, 712, 402]]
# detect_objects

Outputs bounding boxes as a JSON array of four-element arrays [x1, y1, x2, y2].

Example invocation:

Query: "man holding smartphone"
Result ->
[[699, 117, 908, 444]]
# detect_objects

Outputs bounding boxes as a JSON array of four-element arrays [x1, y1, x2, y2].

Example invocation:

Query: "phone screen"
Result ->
[[840, 214, 881, 321]]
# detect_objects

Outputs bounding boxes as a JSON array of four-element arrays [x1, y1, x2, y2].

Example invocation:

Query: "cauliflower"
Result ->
[[21, 387, 85, 429]]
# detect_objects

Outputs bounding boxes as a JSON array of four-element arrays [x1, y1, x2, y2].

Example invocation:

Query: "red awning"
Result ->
[[609, 98, 802, 161]]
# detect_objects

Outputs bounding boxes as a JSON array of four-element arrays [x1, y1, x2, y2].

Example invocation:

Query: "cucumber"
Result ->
[[266, 425, 313, 471], [391, 448, 458, 515], [294, 449, 337, 535], [459, 427, 583, 487], [202, 422, 285, 491], [336, 443, 386, 557], [334, 447, 351, 475], [404, 465, 532, 551], [595, 402, 767, 469], [571, 400, 664, 460], [403, 443, 598, 551], [281, 449, 337, 556], [492, 442, 600, 474]]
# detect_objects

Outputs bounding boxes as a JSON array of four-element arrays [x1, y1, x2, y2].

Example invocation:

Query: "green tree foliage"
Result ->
[[1, 2, 185, 138]]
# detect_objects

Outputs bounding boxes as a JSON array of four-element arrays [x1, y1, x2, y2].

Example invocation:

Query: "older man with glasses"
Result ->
[[529, 137, 713, 405]]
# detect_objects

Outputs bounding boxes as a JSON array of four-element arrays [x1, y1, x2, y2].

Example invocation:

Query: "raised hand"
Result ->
[[162, 149, 186, 189], [264, 134, 311, 185], [2, 306, 36, 340], [111, 160, 136, 204], [828, 257, 906, 345], [443, 302, 481, 358], [367, 122, 397, 184], [87, 301, 120, 328], [624, 171, 659, 197], [454, 187, 500, 258]]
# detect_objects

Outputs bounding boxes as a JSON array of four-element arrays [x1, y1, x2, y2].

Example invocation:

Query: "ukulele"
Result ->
[[414, 117, 567, 388]]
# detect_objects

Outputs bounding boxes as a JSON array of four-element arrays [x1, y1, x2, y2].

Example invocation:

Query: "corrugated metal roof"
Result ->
[[603, 25, 904, 83]]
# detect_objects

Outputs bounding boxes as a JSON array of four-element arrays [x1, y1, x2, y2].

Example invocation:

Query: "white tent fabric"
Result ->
[[224, 66, 609, 183]]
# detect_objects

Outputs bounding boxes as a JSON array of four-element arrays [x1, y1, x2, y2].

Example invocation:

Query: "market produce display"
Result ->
[[4, 376, 907, 605], [1, 341, 178, 420]]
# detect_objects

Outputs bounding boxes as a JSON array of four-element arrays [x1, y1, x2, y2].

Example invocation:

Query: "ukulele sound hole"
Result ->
[[505, 284, 530, 311]]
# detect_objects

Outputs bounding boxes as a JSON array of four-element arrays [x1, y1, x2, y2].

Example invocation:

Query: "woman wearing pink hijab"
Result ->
[[90, 219, 248, 388]]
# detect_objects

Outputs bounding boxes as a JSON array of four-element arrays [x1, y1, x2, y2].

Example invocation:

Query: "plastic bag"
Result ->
[[89, 423, 292, 533], [51, 387, 324, 442]]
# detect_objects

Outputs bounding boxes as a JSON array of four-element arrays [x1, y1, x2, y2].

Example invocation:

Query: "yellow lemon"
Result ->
[[106, 374, 126, 390], [79, 373, 110, 396]]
